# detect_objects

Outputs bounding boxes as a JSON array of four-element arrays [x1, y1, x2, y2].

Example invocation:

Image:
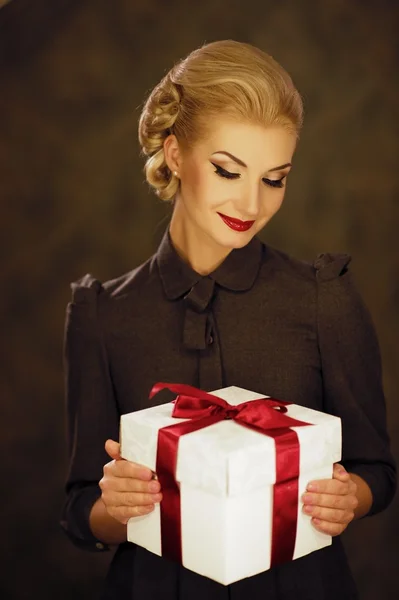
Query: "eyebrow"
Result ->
[[211, 151, 292, 172]]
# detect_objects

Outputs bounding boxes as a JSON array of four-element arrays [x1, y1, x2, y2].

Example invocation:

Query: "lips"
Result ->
[[217, 212, 255, 232]]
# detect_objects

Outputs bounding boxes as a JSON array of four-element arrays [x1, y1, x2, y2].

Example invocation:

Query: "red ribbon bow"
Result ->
[[149, 382, 311, 568]]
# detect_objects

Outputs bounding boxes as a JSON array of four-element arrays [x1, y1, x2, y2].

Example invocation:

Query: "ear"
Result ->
[[163, 134, 183, 173]]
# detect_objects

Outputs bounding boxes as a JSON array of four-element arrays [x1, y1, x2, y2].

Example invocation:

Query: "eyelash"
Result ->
[[211, 163, 286, 189]]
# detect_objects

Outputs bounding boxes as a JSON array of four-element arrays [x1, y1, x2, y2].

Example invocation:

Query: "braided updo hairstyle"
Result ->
[[138, 40, 303, 202]]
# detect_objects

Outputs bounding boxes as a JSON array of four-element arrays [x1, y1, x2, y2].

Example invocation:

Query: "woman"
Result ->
[[61, 40, 396, 599]]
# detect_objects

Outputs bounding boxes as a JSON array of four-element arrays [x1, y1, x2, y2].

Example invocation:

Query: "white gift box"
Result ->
[[120, 386, 341, 585]]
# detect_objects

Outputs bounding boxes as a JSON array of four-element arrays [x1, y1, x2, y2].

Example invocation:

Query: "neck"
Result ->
[[169, 197, 231, 275]]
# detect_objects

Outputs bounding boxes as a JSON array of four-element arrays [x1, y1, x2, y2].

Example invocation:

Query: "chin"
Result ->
[[214, 228, 256, 250]]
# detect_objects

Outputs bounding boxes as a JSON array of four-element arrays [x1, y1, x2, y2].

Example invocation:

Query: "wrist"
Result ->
[[89, 497, 128, 545], [349, 472, 373, 519]]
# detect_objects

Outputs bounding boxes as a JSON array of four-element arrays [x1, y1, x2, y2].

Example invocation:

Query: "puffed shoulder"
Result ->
[[313, 253, 352, 281], [70, 274, 103, 304]]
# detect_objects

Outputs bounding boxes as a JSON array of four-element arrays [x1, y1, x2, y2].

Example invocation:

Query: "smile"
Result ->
[[217, 213, 256, 232]]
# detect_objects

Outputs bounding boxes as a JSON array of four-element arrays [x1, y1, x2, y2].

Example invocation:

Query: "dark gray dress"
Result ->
[[60, 227, 396, 599]]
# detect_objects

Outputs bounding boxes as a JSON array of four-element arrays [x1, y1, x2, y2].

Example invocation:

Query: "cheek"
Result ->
[[183, 167, 222, 209], [182, 164, 208, 199], [187, 166, 203, 190], [262, 188, 286, 214]]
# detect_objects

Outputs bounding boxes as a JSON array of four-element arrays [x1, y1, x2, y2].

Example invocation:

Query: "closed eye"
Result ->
[[211, 162, 286, 189], [262, 177, 285, 189], [211, 162, 240, 180]]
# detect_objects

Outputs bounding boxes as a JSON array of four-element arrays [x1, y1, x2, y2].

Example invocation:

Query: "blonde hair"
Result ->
[[138, 40, 303, 201]]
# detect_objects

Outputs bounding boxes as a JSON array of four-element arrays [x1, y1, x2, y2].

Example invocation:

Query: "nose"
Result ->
[[235, 181, 261, 219]]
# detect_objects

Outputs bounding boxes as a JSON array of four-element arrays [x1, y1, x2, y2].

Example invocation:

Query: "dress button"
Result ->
[[95, 542, 105, 550]]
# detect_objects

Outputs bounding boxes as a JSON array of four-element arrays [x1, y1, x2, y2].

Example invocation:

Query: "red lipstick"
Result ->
[[218, 212, 255, 232]]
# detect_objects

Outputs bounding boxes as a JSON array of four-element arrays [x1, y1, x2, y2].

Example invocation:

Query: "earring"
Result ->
[[173, 171, 179, 178]]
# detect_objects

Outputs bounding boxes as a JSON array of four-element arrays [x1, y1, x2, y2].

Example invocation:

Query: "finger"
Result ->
[[109, 503, 155, 524], [333, 463, 350, 481], [302, 491, 357, 510], [100, 475, 161, 495], [118, 491, 163, 507], [103, 458, 154, 481], [101, 487, 162, 508], [310, 517, 348, 537], [302, 503, 354, 525], [306, 478, 350, 495], [105, 439, 122, 461]]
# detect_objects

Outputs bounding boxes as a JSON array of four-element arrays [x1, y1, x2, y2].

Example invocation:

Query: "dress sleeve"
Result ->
[[315, 253, 396, 516], [60, 274, 119, 551]]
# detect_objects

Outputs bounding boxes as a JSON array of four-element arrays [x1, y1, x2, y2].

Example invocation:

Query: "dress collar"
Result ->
[[156, 226, 263, 300]]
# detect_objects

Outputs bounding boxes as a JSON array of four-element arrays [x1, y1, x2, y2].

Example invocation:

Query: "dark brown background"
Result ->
[[1, 1, 398, 599]]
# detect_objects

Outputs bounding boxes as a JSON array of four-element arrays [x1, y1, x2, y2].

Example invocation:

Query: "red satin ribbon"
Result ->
[[149, 382, 311, 568]]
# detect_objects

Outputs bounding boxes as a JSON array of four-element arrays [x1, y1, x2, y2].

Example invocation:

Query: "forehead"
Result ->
[[193, 119, 297, 166]]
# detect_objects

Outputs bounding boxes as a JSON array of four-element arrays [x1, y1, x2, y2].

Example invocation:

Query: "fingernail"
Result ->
[[307, 483, 316, 492], [304, 505, 313, 513], [151, 493, 162, 503], [302, 494, 312, 504], [148, 481, 160, 493]]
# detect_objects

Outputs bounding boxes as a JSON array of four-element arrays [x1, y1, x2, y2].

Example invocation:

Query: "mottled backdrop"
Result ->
[[1, 0, 398, 599]]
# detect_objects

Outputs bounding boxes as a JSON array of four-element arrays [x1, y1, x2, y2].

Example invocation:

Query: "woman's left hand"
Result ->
[[302, 463, 359, 536]]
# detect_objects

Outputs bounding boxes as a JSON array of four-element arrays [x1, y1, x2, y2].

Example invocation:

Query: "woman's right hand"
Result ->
[[99, 439, 162, 525]]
